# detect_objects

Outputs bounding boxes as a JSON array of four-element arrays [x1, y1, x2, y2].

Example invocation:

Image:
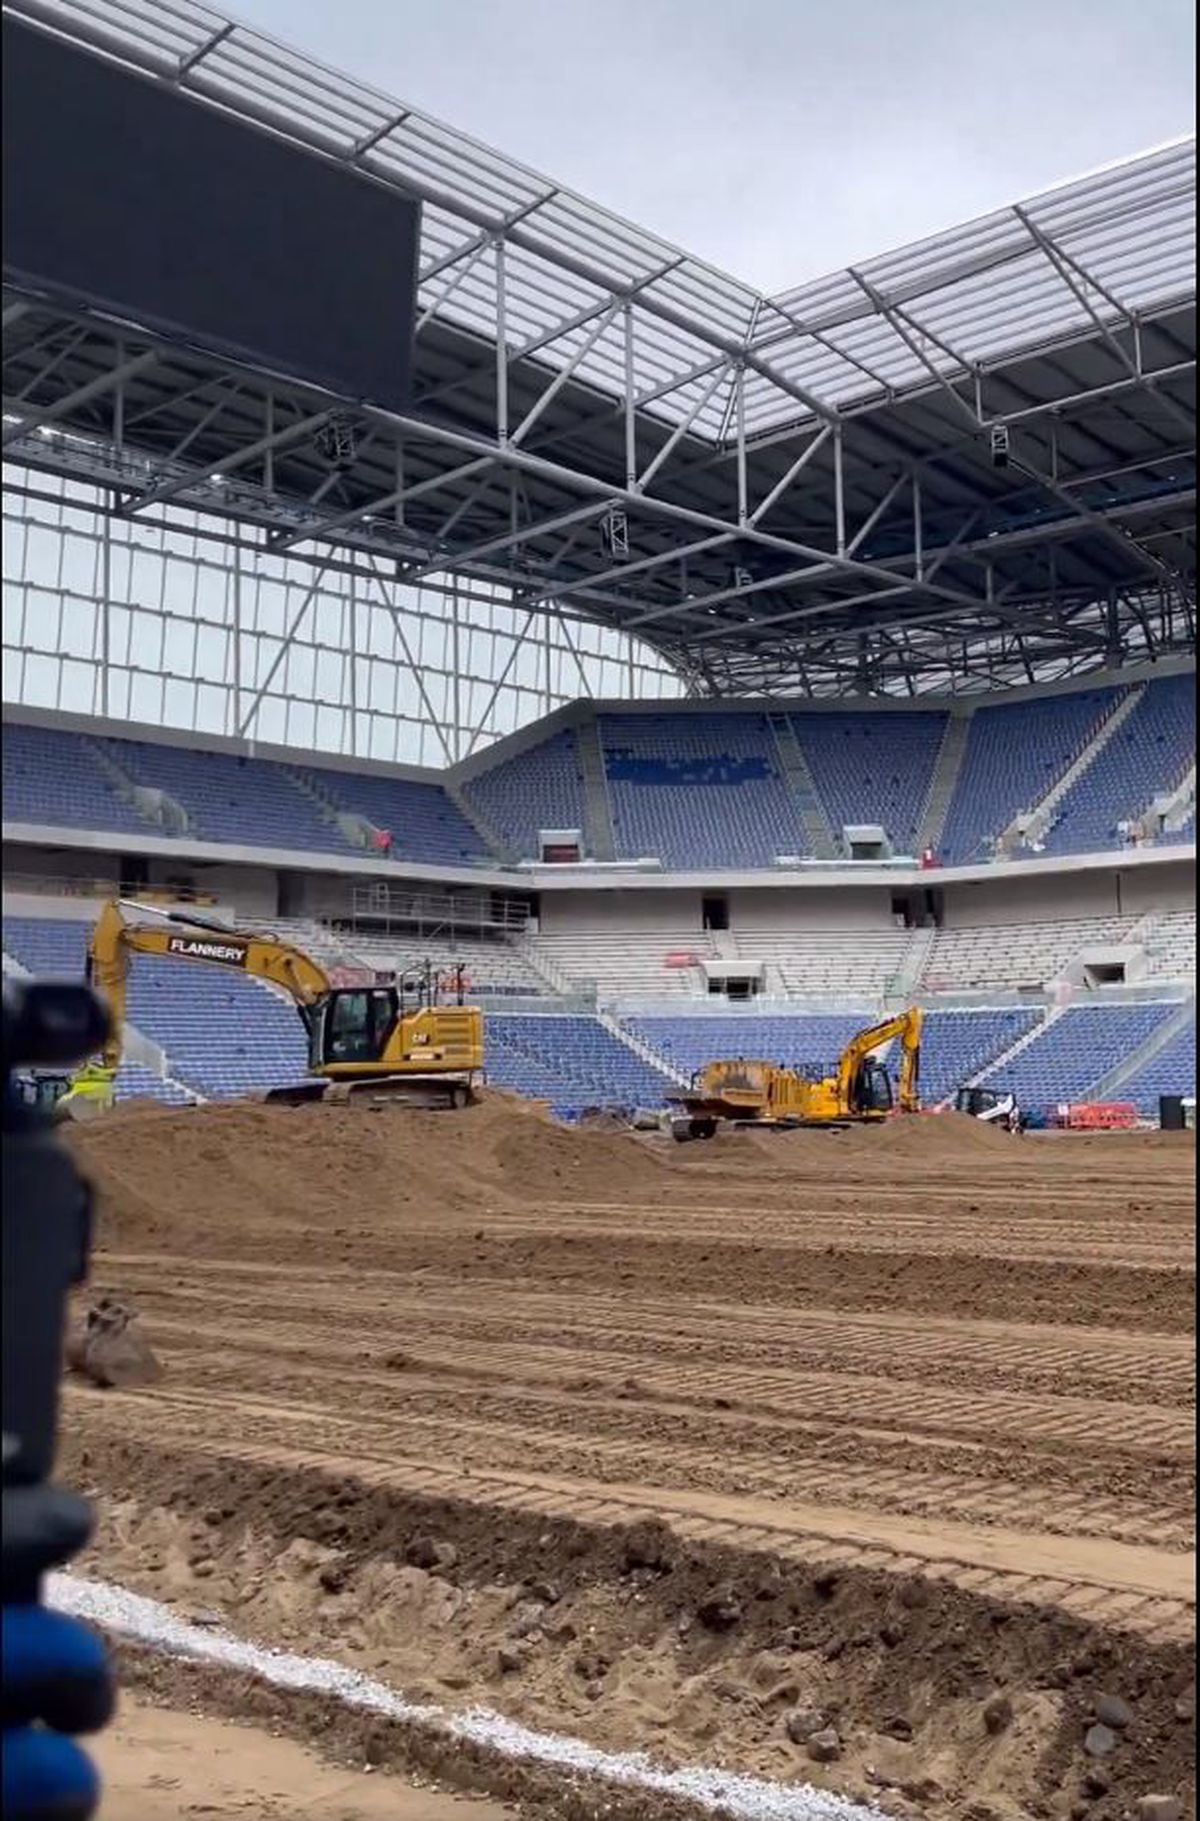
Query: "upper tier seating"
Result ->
[[791, 711, 947, 854], [463, 730, 585, 859], [109, 739, 351, 854], [1042, 675, 1197, 855], [3, 723, 152, 837], [601, 713, 807, 868], [938, 688, 1122, 863], [303, 763, 488, 865]]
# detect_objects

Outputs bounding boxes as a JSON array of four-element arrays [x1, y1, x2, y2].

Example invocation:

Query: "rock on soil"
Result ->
[[65, 1295, 161, 1389], [982, 1692, 1014, 1735], [1094, 1692, 1134, 1729], [784, 1705, 825, 1744], [806, 1727, 843, 1763]]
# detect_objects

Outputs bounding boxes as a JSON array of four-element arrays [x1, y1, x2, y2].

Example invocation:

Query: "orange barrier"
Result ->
[[1056, 1102, 1139, 1130]]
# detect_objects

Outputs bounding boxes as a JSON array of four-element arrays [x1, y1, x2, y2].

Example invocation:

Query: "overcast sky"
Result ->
[[228, 0, 1195, 291]]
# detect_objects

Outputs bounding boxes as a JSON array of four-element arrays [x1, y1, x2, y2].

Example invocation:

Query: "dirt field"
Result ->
[[61, 1097, 1195, 1821]]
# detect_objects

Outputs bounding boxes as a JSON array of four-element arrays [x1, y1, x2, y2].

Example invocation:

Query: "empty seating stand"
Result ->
[[922, 916, 1132, 993], [626, 1013, 866, 1079], [487, 1014, 673, 1111], [938, 688, 1122, 863], [1, 912, 309, 1100], [110, 739, 351, 854], [3, 723, 151, 837], [464, 730, 586, 859], [1042, 675, 1197, 854], [979, 1002, 1183, 1113], [304, 764, 489, 866], [1119, 1025, 1196, 1116], [791, 711, 947, 855], [600, 713, 807, 868], [918, 1008, 1040, 1105]]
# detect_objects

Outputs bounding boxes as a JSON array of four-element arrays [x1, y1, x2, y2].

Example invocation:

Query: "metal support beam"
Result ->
[[270, 455, 495, 552], [1, 349, 159, 448], [508, 304, 621, 446], [747, 427, 831, 527], [120, 407, 335, 516]]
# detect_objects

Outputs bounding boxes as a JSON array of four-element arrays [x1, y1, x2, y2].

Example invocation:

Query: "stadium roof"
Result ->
[[2, 0, 1196, 696]]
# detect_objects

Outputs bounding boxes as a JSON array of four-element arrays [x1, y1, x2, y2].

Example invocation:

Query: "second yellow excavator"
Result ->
[[70, 899, 484, 1110], [668, 1007, 923, 1140]]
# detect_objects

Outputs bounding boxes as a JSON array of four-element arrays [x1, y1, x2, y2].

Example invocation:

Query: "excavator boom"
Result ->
[[669, 1005, 923, 1139], [80, 900, 483, 1108]]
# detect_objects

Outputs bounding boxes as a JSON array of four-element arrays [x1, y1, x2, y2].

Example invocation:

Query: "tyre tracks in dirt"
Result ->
[[63, 1101, 1197, 1821]]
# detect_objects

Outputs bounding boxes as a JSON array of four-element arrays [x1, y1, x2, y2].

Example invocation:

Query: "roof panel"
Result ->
[[3, 0, 1194, 439]]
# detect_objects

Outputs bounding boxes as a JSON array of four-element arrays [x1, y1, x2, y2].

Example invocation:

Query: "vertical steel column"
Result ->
[[735, 365, 748, 527], [912, 474, 924, 583], [495, 239, 509, 447], [112, 350, 125, 459], [450, 579, 463, 762], [623, 305, 637, 489], [263, 395, 275, 496], [99, 506, 111, 718], [347, 568, 357, 757], [834, 425, 846, 556], [230, 527, 242, 738]]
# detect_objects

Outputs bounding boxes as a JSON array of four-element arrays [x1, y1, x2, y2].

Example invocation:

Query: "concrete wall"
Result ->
[[941, 861, 1194, 926], [727, 886, 891, 929]]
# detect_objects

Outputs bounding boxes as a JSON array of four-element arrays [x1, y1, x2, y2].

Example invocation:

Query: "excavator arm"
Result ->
[[86, 900, 333, 1071], [835, 1006, 923, 1115]]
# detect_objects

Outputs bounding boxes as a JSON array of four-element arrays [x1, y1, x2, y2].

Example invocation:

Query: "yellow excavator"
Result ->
[[668, 1007, 923, 1141], [58, 898, 484, 1112]]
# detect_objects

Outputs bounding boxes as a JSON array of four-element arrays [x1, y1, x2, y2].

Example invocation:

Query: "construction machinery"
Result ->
[[954, 1085, 1024, 1130], [668, 1007, 923, 1140], [71, 899, 483, 1110]]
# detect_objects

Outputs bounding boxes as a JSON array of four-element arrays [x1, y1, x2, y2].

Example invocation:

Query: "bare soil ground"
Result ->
[[62, 1097, 1196, 1821], [94, 1692, 517, 1819]]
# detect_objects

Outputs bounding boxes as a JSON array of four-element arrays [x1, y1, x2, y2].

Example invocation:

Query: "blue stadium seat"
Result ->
[[791, 711, 947, 854], [980, 1002, 1185, 1115], [303, 764, 489, 865], [601, 713, 807, 868], [1042, 675, 1196, 854], [3, 724, 152, 837], [939, 688, 1123, 863], [465, 730, 585, 859], [1119, 1026, 1196, 1115], [487, 1014, 672, 1111]]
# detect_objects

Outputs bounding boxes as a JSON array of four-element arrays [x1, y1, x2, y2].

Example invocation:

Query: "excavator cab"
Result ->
[[313, 986, 402, 1066], [848, 1057, 894, 1116]]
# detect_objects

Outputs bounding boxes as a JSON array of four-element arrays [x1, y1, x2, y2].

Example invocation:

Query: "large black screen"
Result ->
[[3, 20, 420, 411]]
